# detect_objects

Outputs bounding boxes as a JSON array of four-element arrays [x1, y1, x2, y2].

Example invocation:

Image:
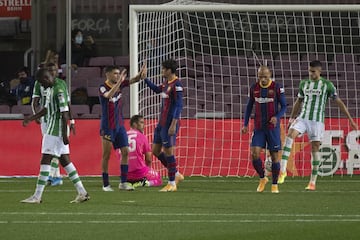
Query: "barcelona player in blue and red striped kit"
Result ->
[[99, 65, 145, 191], [242, 66, 286, 193], [144, 59, 184, 192]]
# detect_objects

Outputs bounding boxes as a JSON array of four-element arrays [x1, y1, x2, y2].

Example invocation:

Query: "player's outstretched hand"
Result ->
[[241, 126, 248, 134], [140, 64, 147, 79]]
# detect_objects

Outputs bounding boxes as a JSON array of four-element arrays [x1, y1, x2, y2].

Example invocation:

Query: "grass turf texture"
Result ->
[[1, 176, 360, 240]]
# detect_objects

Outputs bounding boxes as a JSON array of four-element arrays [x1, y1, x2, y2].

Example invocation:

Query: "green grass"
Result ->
[[1, 176, 360, 240]]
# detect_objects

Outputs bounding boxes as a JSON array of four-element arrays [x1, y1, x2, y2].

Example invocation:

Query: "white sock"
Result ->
[[168, 181, 176, 186], [310, 151, 320, 184], [64, 162, 87, 195], [50, 158, 61, 178], [34, 164, 51, 199], [280, 137, 294, 172]]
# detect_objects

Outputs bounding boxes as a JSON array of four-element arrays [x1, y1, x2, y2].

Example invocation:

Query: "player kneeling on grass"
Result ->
[[241, 66, 287, 193], [21, 68, 89, 204], [125, 115, 162, 187]]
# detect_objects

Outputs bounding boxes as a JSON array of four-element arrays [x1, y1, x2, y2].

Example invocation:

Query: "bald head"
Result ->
[[257, 65, 272, 87]]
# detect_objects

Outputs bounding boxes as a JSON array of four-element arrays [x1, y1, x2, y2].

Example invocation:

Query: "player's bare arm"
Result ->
[[103, 69, 127, 99], [129, 64, 147, 84], [31, 96, 42, 124], [168, 119, 178, 136], [23, 108, 47, 127], [289, 97, 304, 120], [61, 111, 70, 145], [334, 97, 358, 130]]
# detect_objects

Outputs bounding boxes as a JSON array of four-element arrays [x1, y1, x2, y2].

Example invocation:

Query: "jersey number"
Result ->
[[128, 133, 137, 152]]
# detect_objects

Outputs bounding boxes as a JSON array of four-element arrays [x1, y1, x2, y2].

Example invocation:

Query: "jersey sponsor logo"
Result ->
[[255, 97, 274, 103], [160, 92, 169, 98], [304, 89, 322, 96]]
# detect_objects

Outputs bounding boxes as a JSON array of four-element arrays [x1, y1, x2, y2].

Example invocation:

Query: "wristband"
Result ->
[[70, 119, 75, 124]]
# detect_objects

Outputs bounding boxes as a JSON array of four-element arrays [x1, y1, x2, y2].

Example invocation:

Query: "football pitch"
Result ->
[[1, 176, 360, 240]]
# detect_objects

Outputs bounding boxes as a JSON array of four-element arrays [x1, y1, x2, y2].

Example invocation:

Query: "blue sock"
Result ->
[[102, 172, 110, 187], [166, 155, 177, 182], [272, 162, 280, 184], [252, 158, 265, 178], [120, 165, 128, 183], [157, 152, 167, 167]]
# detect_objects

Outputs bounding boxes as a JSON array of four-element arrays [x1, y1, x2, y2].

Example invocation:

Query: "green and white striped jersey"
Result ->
[[32, 80, 48, 123], [44, 78, 69, 137], [298, 77, 337, 123]]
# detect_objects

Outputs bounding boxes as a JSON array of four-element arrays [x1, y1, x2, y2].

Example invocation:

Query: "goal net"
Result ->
[[130, 0, 360, 177]]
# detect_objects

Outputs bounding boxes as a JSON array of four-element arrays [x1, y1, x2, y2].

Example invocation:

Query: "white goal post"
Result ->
[[129, 2, 360, 177]]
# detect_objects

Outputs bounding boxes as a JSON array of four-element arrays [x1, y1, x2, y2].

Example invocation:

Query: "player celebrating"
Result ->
[[21, 69, 89, 203], [100, 65, 145, 191], [278, 60, 358, 190], [242, 65, 287, 193], [143, 59, 184, 192], [127, 115, 162, 187]]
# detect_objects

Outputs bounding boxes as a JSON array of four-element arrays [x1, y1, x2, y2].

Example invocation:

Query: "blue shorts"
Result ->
[[251, 128, 281, 152], [153, 124, 179, 148], [101, 126, 128, 149]]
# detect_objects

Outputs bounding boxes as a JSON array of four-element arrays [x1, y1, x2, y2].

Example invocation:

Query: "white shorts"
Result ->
[[290, 118, 325, 142], [42, 134, 70, 157]]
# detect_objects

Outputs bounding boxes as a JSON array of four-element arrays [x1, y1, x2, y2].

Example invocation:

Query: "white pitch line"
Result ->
[[2, 219, 360, 224], [2, 212, 360, 218]]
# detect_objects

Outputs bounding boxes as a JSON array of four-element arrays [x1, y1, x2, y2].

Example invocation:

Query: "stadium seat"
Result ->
[[70, 105, 90, 118], [88, 56, 114, 67], [11, 105, 33, 115], [73, 67, 101, 81], [114, 56, 129, 67], [0, 105, 10, 113]]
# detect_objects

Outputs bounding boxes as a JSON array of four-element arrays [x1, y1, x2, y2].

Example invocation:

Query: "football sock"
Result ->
[[166, 155, 177, 183], [252, 158, 265, 178], [34, 164, 51, 199], [157, 152, 168, 167], [281, 137, 294, 172], [50, 158, 59, 178], [64, 162, 87, 195], [102, 172, 110, 187], [120, 164, 128, 183], [310, 151, 320, 184], [271, 162, 280, 184]]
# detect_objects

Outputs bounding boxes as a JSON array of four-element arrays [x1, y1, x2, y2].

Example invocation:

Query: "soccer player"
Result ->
[[278, 60, 358, 190], [32, 63, 76, 186], [143, 59, 184, 192], [100, 65, 146, 191], [127, 115, 162, 187], [241, 65, 287, 193], [21, 68, 89, 203]]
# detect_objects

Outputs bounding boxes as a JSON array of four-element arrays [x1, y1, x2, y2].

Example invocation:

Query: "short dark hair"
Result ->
[[16, 66, 29, 76], [105, 65, 120, 73], [35, 68, 49, 81], [162, 59, 177, 73], [310, 60, 322, 68], [130, 114, 144, 127]]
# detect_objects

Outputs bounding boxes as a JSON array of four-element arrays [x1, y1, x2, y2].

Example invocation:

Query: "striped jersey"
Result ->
[[32, 78, 70, 124], [99, 79, 129, 131], [245, 80, 286, 130], [298, 77, 337, 122], [44, 78, 69, 137]]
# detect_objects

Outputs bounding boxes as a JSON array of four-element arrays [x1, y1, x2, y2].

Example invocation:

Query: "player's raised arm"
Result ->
[[103, 69, 127, 99], [129, 64, 147, 84]]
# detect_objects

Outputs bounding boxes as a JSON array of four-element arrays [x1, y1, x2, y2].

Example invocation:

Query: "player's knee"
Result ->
[[251, 151, 260, 160]]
